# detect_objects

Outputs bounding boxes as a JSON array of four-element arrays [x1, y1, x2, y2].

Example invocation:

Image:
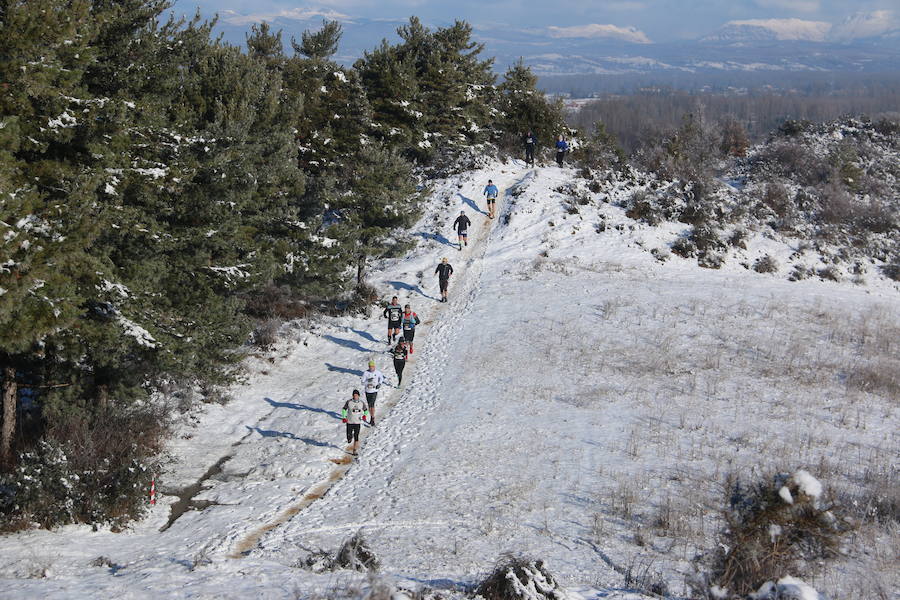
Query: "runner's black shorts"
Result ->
[[487, 197, 496, 204], [439, 279, 449, 292], [346, 423, 361, 442], [388, 319, 401, 329], [403, 329, 416, 343], [457, 230, 468, 237], [365, 392, 377, 406]]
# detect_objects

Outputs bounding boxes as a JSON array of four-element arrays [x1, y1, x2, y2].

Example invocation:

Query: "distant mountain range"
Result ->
[[198, 9, 900, 76]]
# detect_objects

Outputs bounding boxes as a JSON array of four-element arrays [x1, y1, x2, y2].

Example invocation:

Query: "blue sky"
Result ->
[[170, 0, 898, 42]]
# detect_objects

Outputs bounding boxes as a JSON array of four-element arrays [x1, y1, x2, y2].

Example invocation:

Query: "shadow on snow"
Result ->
[[263, 397, 342, 420], [245, 425, 337, 448], [458, 193, 487, 216], [386, 280, 439, 302]]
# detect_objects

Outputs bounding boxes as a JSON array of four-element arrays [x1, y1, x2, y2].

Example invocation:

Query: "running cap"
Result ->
[[368, 359, 376, 367], [460, 210, 465, 214], [352, 389, 360, 396]]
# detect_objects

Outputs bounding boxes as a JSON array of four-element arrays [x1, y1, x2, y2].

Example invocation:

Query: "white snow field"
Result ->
[[0, 161, 896, 599]]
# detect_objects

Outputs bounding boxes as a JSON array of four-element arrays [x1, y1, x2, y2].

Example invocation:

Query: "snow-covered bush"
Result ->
[[671, 236, 697, 258], [625, 190, 665, 225], [753, 255, 779, 274], [335, 531, 380, 572], [748, 576, 823, 600], [699, 251, 726, 269], [703, 470, 846, 597], [788, 264, 815, 281], [816, 265, 841, 282], [301, 532, 380, 574], [1, 438, 153, 530], [0, 406, 162, 530], [476, 555, 572, 600], [882, 260, 900, 281]]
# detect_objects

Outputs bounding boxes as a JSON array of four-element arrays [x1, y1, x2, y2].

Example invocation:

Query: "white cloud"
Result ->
[[221, 8, 352, 26], [754, 0, 821, 13], [725, 18, 831, 41], [547, 24, 652, 43]]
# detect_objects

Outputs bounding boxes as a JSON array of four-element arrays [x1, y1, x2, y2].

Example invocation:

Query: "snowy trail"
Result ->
[[2, 160, 895, 599], [228, 169, 528, 559]]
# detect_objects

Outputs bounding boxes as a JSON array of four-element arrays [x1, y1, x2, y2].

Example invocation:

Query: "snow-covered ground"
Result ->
[[0, 161, 896, 599]]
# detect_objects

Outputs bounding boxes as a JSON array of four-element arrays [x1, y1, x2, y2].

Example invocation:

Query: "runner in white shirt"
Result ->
[[360, 358, 385, 426]]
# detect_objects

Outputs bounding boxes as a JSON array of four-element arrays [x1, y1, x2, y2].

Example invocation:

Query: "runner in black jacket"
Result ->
[[523, 130, 536, 165], [435, 257, 453, 303], [391, 338, 409, 385], [452, 210, 471, 251]]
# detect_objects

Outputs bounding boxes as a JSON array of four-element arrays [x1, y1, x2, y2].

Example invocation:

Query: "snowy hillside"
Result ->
[[0, 161, 896, 599]]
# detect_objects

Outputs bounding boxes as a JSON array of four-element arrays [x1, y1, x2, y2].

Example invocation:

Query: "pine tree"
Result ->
[[574, 121, 626, 170], [329, 145, 418, 288], [0, 0, 107, 461], [355, 17, 496, 163], [296, 19, 342, 61], [497, 59, 566, 152]]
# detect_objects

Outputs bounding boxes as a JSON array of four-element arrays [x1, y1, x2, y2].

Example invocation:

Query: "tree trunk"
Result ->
[[97, 384, 109, 410], [1, 366, 16, 465], [356, 255, 366, 288]]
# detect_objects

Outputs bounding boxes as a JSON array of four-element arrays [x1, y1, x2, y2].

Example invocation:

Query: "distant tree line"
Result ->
[[568, 86, 900, 155], [0, 0, 564, 527], [542, 70, 900, 99]]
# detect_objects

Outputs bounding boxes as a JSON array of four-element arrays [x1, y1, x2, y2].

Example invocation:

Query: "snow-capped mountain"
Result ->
[[701, 19, 832, 43], [830, 10, 900, 42]]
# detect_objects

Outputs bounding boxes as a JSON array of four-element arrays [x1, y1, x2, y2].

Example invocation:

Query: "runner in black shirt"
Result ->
[[435, 257, 453, 303], [452, 210, 471, 251], [382, 296, 403, 343], [391, 338, 409, 385]]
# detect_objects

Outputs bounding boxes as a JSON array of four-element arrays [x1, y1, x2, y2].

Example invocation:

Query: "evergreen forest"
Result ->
[[0, 0, 565, 527]]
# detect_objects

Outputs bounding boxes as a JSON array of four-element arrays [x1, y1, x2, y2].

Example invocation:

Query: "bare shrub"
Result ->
[[623, 555, 669, 598], [788, 264, 814, 281], [832, 470, 899, 526], [245, 284, 309, 320], [760, 183, 792, 219], [335, 532, 380, 572], [881, 260, 900, 281], [728, 227, 749, 249], [855, 199, 896, 234], [754, 255, 779, 274], [251, 319, 282, 350], [692, 224, 726, 253], [0, 406, 164, 529], [672, 236, 697, 258], [611, 480, 639, 520], [476, 555, 569, 600], [817, 265, 842, 282], [818, 181, 855, 225], [706, 471, 848, 597], [756, 140, 827, 185], [844, 359, 900, 398], [625, 190, 663, 225]]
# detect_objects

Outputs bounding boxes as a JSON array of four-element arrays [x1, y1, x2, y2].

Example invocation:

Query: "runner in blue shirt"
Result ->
[[483, 180, 499, 219]]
